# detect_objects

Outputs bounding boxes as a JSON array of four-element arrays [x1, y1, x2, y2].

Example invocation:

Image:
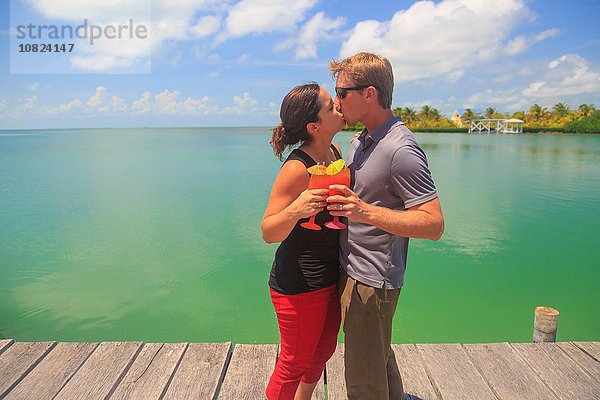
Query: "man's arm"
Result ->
[[327, 187, 444, 241]]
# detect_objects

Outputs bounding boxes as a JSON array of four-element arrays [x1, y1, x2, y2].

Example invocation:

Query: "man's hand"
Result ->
[[326, 185, 370, 223], [327, 185, 444, 240]]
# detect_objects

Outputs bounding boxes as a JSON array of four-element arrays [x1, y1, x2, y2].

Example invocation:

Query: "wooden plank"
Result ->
[[464, 343, 556, 400], [557, 342, 600, 383], [392, 344, 438, 400], [5, 342, 98, 400], [218, 344, 277, 400], [0, 339, 14, 355], [325, 344, 346, 400], [0, 341, 56, 398], [54, 341, 142, 400], [573, 341, 600, 361], [511, 343, 600, 399], [417, 344, 496, 400], [110, 343, 187, 400], [163, 342, 231, 400]]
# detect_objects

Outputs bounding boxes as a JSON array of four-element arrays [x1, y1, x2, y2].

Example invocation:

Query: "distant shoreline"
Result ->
[[0, 126, 598, 134], [342, 126, 599, 134]]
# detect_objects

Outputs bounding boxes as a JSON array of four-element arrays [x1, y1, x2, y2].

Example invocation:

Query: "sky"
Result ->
[[0, 0, 599, 129]]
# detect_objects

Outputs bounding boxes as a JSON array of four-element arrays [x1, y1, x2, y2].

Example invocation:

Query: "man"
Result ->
[[327, 52, 444, 400]]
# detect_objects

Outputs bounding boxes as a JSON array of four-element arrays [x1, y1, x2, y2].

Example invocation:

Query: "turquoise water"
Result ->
[[0, 128, 599, 344]]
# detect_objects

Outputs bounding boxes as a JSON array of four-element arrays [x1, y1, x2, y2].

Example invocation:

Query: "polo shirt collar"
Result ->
[[358, 116, 404, 146]]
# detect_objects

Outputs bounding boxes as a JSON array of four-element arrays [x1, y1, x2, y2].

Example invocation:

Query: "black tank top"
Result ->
[[269, 145, 342, 294]]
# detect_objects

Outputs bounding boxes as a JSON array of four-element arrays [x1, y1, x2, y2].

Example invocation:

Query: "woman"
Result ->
[[261, 82, 345, 400]]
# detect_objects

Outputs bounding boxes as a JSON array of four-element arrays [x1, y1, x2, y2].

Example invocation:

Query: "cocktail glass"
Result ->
[[324, 167, 351, 230], [300, 171, 329, 230]]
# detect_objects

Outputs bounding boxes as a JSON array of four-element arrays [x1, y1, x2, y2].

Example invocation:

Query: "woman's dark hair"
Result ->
[[270, 82, 322, 160]]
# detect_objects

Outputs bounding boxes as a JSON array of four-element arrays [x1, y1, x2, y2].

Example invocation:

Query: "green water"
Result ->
[[1, 128, 598, 344]]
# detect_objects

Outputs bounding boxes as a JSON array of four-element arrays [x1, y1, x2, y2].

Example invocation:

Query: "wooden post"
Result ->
[[533, 306, 559, 343]]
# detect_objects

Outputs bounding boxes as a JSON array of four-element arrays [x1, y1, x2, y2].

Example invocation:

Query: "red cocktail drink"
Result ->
[[300, 173, 330, 230], [325, 167, 350, 230]]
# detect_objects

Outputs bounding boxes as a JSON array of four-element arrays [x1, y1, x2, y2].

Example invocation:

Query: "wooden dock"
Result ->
[[0, 339, 598, 399]]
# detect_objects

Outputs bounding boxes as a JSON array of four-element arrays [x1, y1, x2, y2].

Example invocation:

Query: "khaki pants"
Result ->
[[339, 271, 404, 400]]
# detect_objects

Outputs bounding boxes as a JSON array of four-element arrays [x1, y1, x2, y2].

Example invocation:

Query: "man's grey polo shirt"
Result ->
[[340, 116, 438, 289]]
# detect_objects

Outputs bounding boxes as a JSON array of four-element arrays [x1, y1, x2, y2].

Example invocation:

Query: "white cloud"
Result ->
[[339, 0, 535, 84], [519, 66, 535, 76], [79, 86, 128, 114], [70, 55, 134, 71], [190, 15, 221, 38], [155, 90, 181, 114], [0, 99, 9, 113], [535, 29, 562, 43], [463, 53, 600, 111], [110, 96, 128, 112], [87, 86, 107, 109], [447, 69, 465, 83], [43, 99, 84, 115], [220, 0, 318, 40], [23, 0, 334, 69], [149, 1, 227, 45], [13, 87, 131, 117], [505, 36, 528, 56], [523, 54, 600, 97], [24, 96, 38, 110], [153, 17, 189, 42], [132, 89, 217, 115], [505, 28, 560, 55], [3, 86, 267, 121], [228, 92, 258, 114], [183, 96, 211, 113], [467, 88, 527, 110], [132, 91, 153, 114], [6, 96, 38, 118], [290, 12, 345, 60], [236, 53, 251, 64]]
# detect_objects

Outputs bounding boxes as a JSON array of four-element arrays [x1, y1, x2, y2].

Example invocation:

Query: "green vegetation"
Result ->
[[394, 106, 457, 129], [564, 110, 600, 133], [522, 127, 565, 133], [411, 127, 468, 133], [343, 102, 599, 133]]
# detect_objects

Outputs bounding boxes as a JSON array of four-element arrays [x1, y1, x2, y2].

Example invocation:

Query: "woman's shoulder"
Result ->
[[285, 148, 315, 168], [279, 157, 309, 179]]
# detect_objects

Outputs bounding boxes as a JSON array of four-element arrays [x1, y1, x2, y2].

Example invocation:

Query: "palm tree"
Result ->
[[578, 103, 597, 117], [552, 102, 571, 117], [429, 107, 443, 122], [402, 107, 418, 125], [419, 105, 433, 121], [512, 111, 526, 120], [527, 104, 547, 122], [461, 108, 478, 122], [485, 107, 497, 119]]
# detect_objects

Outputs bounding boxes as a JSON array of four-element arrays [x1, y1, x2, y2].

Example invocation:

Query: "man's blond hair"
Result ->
[[329, 52, 394, 109]]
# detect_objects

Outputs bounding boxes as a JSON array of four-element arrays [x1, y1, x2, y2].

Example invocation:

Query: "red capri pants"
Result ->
[[265, 284, 341, 400]]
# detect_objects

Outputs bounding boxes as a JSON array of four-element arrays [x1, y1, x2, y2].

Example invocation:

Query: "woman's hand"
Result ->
[[288, 188, 329, 219]]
